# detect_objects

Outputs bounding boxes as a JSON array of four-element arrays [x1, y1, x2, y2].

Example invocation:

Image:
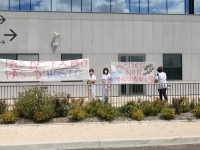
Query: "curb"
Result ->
[[1, 136, 200, 150]]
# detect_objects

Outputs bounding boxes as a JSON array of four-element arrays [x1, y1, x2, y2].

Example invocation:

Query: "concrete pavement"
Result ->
[[1, 121, 200, 150]]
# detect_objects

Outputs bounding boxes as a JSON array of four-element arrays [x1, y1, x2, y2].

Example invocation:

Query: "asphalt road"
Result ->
[[68, 144, 200, 150]]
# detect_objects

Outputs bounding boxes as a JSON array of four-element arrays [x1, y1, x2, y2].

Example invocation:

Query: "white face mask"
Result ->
[[90, 72, 93, 75], [104, 71, 107, 74]]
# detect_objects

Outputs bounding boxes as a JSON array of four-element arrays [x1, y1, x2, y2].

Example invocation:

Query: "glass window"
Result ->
[[61, 54, 82, 61], [10, 0, 20, 10], [18, 54, 39, 61], [185, 0, 189, 14], [0, 0, 9, 10], [82, 0, 92, 12], [167, 0, 185, 14], [194, 0, 200, 14], [130, 0, 139, 13], [149, 0, 166, 14], [140, 0, 148, 13], [92, 0, 110, 12], [20, 0, 31, 10], [31, 0, 51, 11], [163, 54, 182, 80], [0, 54, 17, 60], [72, 0, 81, 12], [111, 0, 129, 13], [52, 0, 71, 11]]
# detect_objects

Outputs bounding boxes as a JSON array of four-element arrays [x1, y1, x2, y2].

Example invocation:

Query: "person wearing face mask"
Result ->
[[87, 69, 96, 100], [102, 67, 111, 102]]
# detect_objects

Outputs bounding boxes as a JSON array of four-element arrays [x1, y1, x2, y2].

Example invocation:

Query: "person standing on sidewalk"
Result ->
[[87, 69, 96, 100], [154, 66, 168, 101]]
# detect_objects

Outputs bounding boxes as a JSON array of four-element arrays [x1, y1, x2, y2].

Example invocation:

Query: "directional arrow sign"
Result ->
[[0, 15, 5, 24], [4, 29, 17, 41], [0, 40, 5, 45]]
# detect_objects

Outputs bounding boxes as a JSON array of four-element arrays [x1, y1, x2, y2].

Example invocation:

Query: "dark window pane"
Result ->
[[194, 0, 200, 14], [82, 0, 91, 12], [0, 54, 17, 60], [61, 54, 82, 61], [120, 56, 126, 62], [31, 0, 51, 11], [163, 54, 182, 80], [10, 0, 20, 10], [111, 0, 129, 13], [140, 0, 148, 13], [20, 0, 30, 10], [52, 0, 71, 11], [92, 0, 110, 12], [17, 54, 39, 61], [185, 0, 189, 14], [167, 0, 185, 14], [72, 0, 81, 12], [0, 0, 9, 10], [149, 0, 166, 14], [130, 0, 139, 13]]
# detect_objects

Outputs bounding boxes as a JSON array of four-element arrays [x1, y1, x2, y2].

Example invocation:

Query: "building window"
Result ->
[[20, 0, 31, 10], [93, 0, 110, 12], [72, 0, 81, 12], [52, 0, 71, 11], [0, 54, 39, 61], [163, 54, 182, 80], [31, 0, 51, 11], [82, 0, 92, 12], [10, 0, 20, 10], [0, 0, 9, 10], [149, 0, 167, 14], [167, 0, 185, 14]]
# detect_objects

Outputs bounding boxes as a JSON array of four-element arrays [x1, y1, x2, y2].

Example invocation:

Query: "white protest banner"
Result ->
[[111, 62, 155, 84], [0, 58, 89, 81]]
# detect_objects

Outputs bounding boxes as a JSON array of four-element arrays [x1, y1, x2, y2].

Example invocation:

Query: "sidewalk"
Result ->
[[1, 121, 200, 150]]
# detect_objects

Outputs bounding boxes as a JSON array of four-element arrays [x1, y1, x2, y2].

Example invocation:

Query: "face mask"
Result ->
[[104, 71, 107, 74], [90, 72, 93, 75]]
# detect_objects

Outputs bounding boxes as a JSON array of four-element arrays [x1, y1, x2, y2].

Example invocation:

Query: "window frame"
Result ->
[[163, 53, 182, 81]]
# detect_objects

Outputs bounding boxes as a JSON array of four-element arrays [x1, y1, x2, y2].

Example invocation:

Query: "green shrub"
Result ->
[[84, 99, 102, 117], [118, 101, 137, 117], [70, 98, 84, 109], [14, 85, 55, 120], [172, 97, 190, 114], [131, 109, 144, 121], [98, 104, 116, 121], [0, 99, 7, 115], [33, 111, 48, 122], [161, 107, 176, 120], [1, 111, 17, 124], [53, 96, 70, 117], [69, 106, 86, 120], [193, 105, 200, 117], [140, 100, 165, 116]]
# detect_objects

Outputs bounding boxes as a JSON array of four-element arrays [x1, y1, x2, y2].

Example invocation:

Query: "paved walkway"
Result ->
[[1, 121, 200, 150]]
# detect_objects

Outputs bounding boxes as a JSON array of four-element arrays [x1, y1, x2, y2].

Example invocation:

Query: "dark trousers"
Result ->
[[158, 88, 168, 100]]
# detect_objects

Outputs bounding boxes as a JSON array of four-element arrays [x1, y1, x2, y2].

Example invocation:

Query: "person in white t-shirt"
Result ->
[[87, 69, 96, 100], [102, 67, 111, 102], [154, 66, 168, 101]]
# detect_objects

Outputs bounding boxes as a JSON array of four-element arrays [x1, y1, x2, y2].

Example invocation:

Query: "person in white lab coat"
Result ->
[[87, 69, 96, 100], [102, 67, 111, 102]]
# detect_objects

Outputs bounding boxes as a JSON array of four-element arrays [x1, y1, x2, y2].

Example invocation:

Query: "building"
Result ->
[[0, 0, 199, 96]]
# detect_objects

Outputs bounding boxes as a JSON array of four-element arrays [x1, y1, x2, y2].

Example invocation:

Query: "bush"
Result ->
[[14, 86, 55, 120], [161, 107, 176, 120], [131, 109, 144, 121], [118, 101, 137, 117], [193, 105, 200, 117], [33, 111, 48, 122], [1, 111, 17, 124], [70, 98, 84, 109], [98, 104, 116, 121], [140, 100, 165, 116], [84, 99, 102, 117], [0, 99, 7, 115], [172, 97, 190, 114], [53, 96, 70, 117], [69, 106, 86, 120]]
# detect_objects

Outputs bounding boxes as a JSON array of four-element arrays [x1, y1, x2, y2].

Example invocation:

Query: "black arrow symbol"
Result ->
[[4, 29, 17, 41], [0, 15, 5, 24], [0, 40, 5, 45]]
